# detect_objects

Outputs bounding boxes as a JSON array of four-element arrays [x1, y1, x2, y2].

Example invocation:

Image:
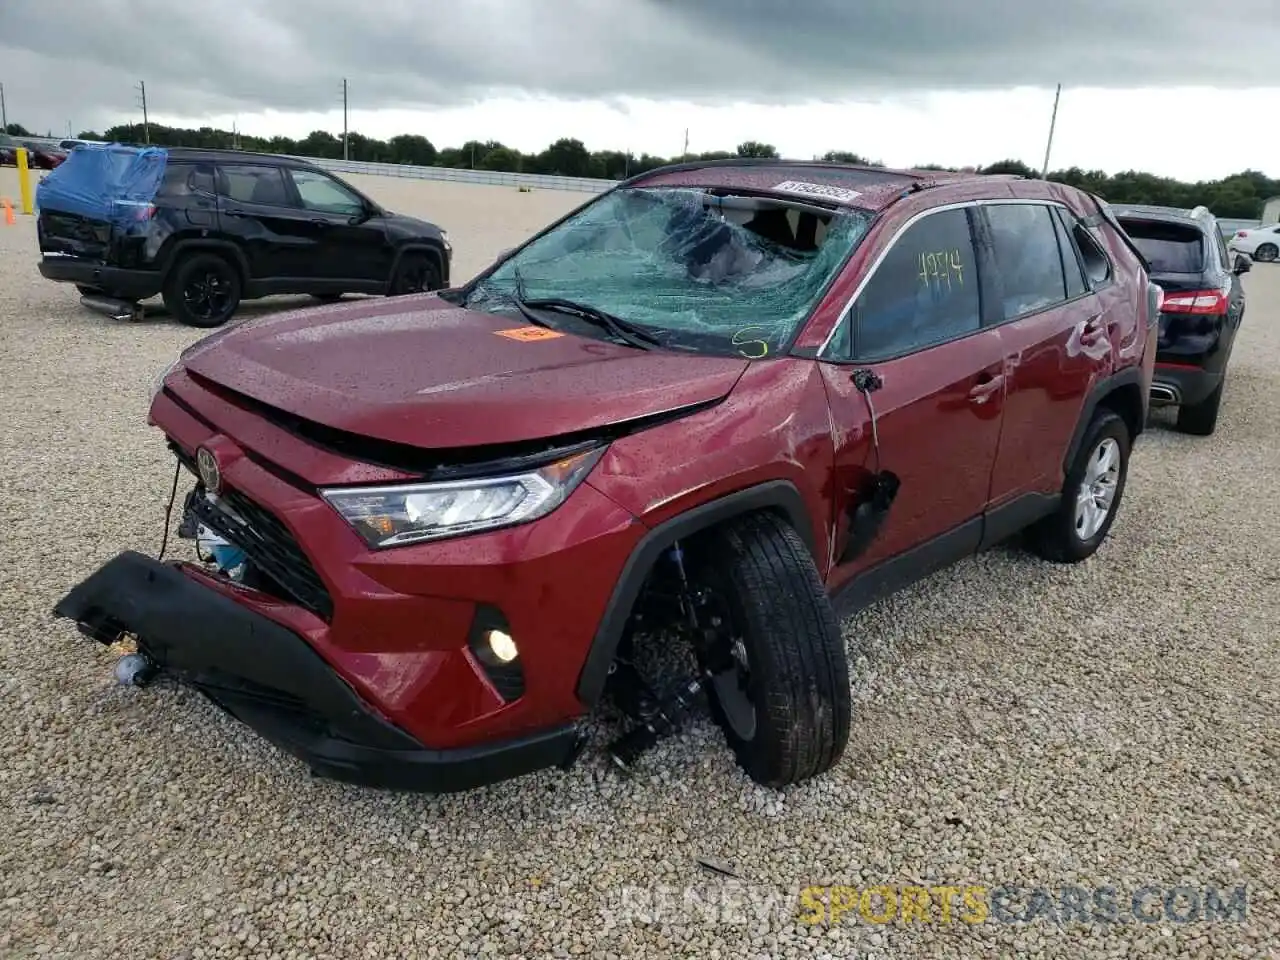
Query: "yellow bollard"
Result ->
[[16, 148, 34, 216]]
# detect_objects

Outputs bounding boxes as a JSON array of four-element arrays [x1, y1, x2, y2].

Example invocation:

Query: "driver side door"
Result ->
[[819, 203, 1008, 600], [283, 167, 393, 286]]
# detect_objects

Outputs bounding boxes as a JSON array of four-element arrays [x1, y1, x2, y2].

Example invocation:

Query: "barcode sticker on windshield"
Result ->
[[772, 180, 862, 203]]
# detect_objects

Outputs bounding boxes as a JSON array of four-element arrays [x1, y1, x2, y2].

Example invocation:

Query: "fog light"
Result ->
[[485, 629, 519, 663]]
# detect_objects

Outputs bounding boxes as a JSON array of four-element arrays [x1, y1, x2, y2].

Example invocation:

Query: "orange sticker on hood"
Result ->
[[495, 326, 565, 342]]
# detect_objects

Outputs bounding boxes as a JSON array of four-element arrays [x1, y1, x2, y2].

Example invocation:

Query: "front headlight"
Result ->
[[320, 445, 606, 548]]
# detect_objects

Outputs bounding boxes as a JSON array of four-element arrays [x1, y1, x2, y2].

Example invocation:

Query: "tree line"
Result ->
[[12, 120, 1275, 220]]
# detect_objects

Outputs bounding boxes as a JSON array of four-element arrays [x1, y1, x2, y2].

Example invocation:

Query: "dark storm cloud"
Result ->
[[2, 0, 1276, 132]]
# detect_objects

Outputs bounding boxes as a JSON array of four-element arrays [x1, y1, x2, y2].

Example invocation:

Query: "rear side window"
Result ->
[[1061, 213, 1113, 287], [851, 206, 981, 361], [1051, 208, 1088, 298], [158, 161, 214, 198], [1117, 218, 1206, 274], [217, 164, 293, 206], [985, 203, 1068, 319]]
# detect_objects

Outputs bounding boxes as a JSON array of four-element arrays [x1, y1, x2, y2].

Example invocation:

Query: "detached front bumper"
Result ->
[[53, 550, 584, 792]]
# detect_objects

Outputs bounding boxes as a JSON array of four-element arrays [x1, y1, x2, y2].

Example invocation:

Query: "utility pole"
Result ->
[[136, 80, 150, 144], [1, 82, 7, 132], [683, 128, 689, 160], [342, 78, 349, 160], [1040, 83, 1061, 179]]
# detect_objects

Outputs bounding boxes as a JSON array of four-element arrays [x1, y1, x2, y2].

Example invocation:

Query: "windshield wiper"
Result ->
[[518, 297, 662, 351]]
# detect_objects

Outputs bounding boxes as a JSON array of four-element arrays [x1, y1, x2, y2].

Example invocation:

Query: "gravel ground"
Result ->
[[0, 175, 1277, 959]]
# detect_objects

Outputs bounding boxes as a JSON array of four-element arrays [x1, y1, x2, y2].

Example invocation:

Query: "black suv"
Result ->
[[37, 146, 451, 327], [1111, 203, 1248, 436]]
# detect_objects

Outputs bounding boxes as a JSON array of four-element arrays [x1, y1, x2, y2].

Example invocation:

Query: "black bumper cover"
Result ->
[[52, 551, 582, 792], [38, 258, 163, 301]]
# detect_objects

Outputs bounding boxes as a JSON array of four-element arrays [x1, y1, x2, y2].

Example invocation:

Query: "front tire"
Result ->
[[693, 512, 851, 788], [1254, 243, 1277, 263], [163, 253, 241, 328], [1028, 409, 1130, 563], [387, 253, 441, 296]]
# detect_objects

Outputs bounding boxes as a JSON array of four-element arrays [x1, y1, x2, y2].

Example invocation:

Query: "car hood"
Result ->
[[179, 294, 749, 449]]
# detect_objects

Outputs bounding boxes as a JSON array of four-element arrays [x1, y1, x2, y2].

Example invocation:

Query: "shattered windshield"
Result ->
[[462, 186, 872, 358]]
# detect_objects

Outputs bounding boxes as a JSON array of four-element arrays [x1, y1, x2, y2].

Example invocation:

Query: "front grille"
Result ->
[[186, 481, 334, 622]]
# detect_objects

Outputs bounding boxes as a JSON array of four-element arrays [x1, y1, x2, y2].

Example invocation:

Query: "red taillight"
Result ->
[[1161, 289, 1228, 315], [1236, 230, 1248, 238]]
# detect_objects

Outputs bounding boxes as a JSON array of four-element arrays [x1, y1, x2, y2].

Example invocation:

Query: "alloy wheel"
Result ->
[[1074, 437, 1121, 541], [183, 269, 234, 320]]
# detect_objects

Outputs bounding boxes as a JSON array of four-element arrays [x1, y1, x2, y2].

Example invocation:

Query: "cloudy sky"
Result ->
[[2, 0, 1278, 181]]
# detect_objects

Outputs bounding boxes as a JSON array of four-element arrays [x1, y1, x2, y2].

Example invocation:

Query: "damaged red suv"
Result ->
[[55, 160, 1159, 793]]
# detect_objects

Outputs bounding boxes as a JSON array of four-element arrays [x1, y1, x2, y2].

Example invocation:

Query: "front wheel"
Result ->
[[1028, 409, 1130, 563], [692, 512, 851, 788], [163, 253, 241, 328], [387, 254, 441, 296], [1254, 243, 1278, 263]]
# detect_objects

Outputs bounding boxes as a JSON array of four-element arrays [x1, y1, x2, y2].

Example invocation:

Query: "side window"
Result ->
[[1051, 207, 1088, 298], [985, 203, 1068, 319], [287, 168, 365, 216], [217, 164, 293, 207], [158, 161, 214, 199], [1214, 229, 1231, 271], [851, 207, 980, 361], [1059, 211, 1112, 288]]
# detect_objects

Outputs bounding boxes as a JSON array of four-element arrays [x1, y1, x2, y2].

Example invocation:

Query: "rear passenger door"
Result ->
[[821, 204, 1008, 593], [979, 201, 1110, 508]]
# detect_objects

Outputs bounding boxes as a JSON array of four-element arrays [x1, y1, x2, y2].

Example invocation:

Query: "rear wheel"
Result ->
[[1176, 377, 1224, 436], [1254, 243, 1278, 263], [388, 254, 441, 296], [691, 512, 851, 788], [163, 253, 241, 328], [1028, 409, 1130, 563]]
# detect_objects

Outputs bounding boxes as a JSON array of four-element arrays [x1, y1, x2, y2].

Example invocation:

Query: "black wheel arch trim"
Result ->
[[575, 479, 818, 706], [1062, 365, 1146, 474], [166, 239, 251, 285], [391, 243, 448, 285]]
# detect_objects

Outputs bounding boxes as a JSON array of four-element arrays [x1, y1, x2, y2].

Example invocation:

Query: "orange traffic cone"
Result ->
[[1, 199, 14, 226]]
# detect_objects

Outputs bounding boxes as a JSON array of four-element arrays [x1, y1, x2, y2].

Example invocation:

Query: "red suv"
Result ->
[[55, 161, 1158, 793]]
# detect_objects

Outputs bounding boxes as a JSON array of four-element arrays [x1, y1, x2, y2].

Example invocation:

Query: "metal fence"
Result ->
[[290, 156, 617, 194]]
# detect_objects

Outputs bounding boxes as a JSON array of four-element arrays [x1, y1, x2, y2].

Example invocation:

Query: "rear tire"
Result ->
[[387, 253, 441, 296], [1028, 409, 1130, 563], [163, 252, 241, 328], [1254, 243, 1277, 263], [692, 512, 851, 788], [1176, 377, 1224, 436]]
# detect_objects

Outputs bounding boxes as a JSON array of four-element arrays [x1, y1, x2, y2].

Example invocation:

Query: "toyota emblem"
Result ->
[[196, 447, 221, 495]]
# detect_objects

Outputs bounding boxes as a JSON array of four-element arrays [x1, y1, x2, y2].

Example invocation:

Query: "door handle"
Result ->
[[309, 218, 332, 227], [968, 372, 1005, 404], [223, 208, 247, 218]]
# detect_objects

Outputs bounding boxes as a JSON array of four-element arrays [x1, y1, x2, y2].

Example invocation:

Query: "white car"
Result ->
[[1228, 224, 1280, 262]]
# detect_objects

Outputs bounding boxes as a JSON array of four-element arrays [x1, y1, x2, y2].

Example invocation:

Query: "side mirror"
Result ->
[[1233, 254, 1251, 275]]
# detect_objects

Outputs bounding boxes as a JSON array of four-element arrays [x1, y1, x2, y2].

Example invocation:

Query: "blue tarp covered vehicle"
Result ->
[[36, 142, 168, 227]]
